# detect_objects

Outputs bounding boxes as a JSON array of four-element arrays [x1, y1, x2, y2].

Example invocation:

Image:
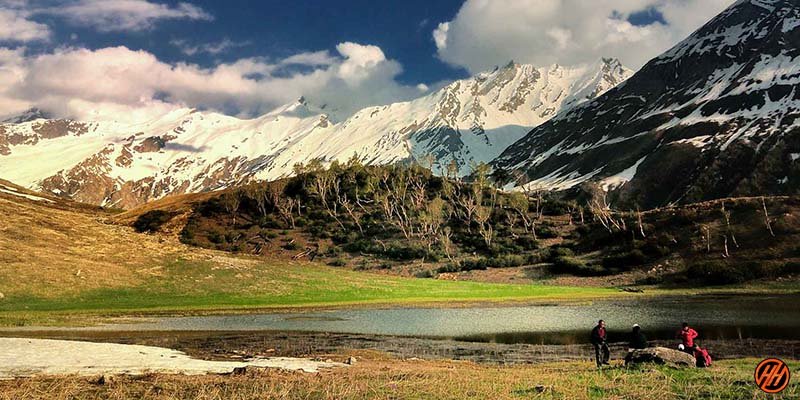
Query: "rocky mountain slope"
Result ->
[[493, 0, 800, 209], [0, 59, 630, 208]]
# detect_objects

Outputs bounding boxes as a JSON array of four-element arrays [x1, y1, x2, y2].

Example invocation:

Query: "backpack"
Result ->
[[694, 347, 712, 368]]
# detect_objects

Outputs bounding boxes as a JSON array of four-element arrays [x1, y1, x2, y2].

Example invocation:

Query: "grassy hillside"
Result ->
[[151, 161, 800, 286], [0, 181, 616, 326]]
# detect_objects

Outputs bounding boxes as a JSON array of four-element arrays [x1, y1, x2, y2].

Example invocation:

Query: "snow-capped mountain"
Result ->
[[0, 59, 630, 208], [493, 0, 800, 209]]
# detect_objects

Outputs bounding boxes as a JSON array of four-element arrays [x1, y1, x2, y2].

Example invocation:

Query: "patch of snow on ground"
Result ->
[[0, 338, 346, 378], [0, 186, 53, 203], [601, 156, 647, 191]]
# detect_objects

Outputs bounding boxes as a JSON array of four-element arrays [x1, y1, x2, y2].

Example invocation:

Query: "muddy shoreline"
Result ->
[[2, 330, 797, 365]]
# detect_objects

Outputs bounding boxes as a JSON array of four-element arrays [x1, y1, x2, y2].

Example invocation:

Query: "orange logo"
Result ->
[[755, 358, 790, 394]]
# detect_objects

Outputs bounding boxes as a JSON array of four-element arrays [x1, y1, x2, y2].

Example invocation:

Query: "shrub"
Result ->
[[133, 210, 176, 233], [547, 247, 575, 261], [686, 260, 750, 285], [415, 269, 436, 278], [328, 258, 347, 267], [208, 230, 225, 244], [282, 242, 300, 250], [515, 235, 539, 251], [550, 256, 607, 276], [537, 226, 559, 239], [601, 250, 648, 271]]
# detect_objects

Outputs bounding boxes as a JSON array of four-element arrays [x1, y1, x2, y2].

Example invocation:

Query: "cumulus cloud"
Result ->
[[0, 6, 50, 42], [432, 0, 735, 73], [0, 42, 425, 122], [280, 50, 338, 67]]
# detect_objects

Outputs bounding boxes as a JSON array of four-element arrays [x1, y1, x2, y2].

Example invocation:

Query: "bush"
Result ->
[[415, 269, 436, 278], [515, 235, 539, 251], [686, 260, 752, 285], [282, 242, 300, 250], [537, 225, 559, 239], [208, 230, 225, 244], [383, 245, 428, 261], [328, 258, 347, 267], [550, 256, 607, 276], [547, 247, 575, 261], [133, 210, 176, 233], [601, 249, 648, 271]]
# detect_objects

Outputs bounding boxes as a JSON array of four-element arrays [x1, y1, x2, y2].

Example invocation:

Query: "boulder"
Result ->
[[626, 347, 696, 368]]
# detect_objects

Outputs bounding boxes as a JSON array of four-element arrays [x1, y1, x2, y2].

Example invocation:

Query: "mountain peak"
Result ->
[[493, 0, 800, 208], [3, 108, 51, 124]]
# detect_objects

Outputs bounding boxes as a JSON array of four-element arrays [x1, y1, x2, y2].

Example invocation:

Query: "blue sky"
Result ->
[[24, 0, 673, 86], [0, 0, 734, 120]]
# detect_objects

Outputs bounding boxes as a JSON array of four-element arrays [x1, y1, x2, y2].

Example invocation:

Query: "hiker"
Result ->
[[676, 322, 698, 354], [624, 324, 648, 366], [628, 324, 648, 350], [590, 319, 610, 367], [693, 345, 713, 368]]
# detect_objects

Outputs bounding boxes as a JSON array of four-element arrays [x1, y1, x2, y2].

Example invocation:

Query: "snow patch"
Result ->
[[600, 156, 647, 191], [0, 338, 346, 378], [0, 186, 53, 203]]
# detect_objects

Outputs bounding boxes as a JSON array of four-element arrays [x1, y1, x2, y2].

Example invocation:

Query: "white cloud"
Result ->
[[0, 7, 50, 42], [335, 42, 390, 85], [280, 50, 338, 67], [0, 42, 424, 122], [432, 22, 449, 49], [432, 0, 735, 73], [43, 0, 212, 32], [170, 38, 248, 56]]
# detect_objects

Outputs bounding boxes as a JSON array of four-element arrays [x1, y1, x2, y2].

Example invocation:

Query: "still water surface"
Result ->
[[79, 294, 800, 344]]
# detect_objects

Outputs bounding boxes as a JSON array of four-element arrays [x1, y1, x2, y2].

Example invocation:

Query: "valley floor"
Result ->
[[2, 186, 798, 327]]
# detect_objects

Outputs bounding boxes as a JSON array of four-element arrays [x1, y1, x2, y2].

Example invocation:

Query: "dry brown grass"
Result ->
[[0, 357, 795, 400], [0, 187, 215, 298]]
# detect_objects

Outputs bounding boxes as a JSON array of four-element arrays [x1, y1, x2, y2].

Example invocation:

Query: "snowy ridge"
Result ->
[[493, 0, 800, 208], [0, 59, 630, 208]]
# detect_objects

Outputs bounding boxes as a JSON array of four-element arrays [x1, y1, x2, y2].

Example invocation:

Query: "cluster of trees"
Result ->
[[184, 157, 568, 269], [175, 158, 799, 284]]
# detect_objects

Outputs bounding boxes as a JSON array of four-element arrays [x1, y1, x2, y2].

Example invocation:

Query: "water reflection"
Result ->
[[8, 294, 800, 345]]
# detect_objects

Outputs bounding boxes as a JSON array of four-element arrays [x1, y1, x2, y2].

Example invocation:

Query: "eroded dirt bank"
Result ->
[[3, 331, 797, 365]]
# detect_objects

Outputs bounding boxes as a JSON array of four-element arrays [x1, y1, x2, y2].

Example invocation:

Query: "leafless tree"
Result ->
[[721, 201, 738, 249], [761, 197, 775, 237], [440, 227, 457, 265], [312, 171, 345, 230], [221, 191, 241, 225]]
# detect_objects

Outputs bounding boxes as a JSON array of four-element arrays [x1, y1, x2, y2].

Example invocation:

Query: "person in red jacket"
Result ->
[[693, 346, 712, 368], [590, 319, 610, 367], [676, 322, 698, 353]]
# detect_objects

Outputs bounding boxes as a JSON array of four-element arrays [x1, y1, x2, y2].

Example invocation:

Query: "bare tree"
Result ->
[[475, 190, 497, 247], [312, 171, 345, 230], [338, 191, 363, 235], [419, 196, 447, 251], [721, 201, 739, 249], [761, 197, 775, 237], [221, 191, 241, 225], [242, 183, 267, 217], [440, 227, 457, 265], [636, 207, 646, 238], [506, 192, 533, 234]]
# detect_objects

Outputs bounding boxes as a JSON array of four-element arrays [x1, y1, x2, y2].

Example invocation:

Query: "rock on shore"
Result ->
[[626, 347, 696, 368]]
